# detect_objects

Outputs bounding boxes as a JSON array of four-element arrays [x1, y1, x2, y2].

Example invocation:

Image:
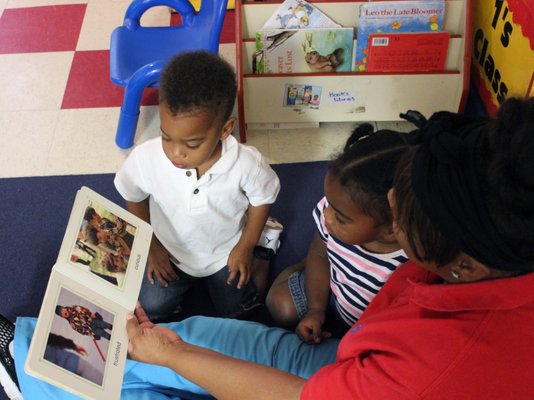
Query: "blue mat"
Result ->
[[0, 161, 327, 322]]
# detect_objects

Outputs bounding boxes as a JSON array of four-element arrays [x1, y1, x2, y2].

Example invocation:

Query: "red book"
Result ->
[[365, 32, 450, 72]]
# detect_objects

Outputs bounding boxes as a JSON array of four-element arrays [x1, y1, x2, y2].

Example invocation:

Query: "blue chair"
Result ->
[[110, 0, 228, 149]]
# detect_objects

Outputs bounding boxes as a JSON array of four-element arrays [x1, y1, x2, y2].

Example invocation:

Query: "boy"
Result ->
[[114, 51, 281, 321]]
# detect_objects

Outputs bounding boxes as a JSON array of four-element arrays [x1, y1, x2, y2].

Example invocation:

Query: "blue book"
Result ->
[[355, 1, 445, 72]]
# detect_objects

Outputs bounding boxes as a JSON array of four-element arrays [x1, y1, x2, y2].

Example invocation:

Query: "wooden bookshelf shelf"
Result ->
[[235, 0, 472, 142]]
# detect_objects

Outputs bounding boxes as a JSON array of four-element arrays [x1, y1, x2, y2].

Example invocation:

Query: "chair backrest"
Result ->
[[110, 0, 228, 85], [123, 0, 227, 53]]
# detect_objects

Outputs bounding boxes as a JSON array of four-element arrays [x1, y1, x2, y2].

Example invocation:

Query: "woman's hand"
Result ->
[[126, 303, 183, 366]]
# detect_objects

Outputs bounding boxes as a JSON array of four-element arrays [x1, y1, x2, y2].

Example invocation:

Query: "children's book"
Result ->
[[255, 28, 354, 74], [25, 187, 152, 400], [261, 0, 341, 29], [354, 0, 446, 72], [366, 31, 450, 72]]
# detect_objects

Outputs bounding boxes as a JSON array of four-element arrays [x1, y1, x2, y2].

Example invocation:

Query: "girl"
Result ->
[[266, 123, 409, 343]]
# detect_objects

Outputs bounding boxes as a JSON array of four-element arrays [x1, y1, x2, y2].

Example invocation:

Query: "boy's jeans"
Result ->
[[139, 262, 258, 321]]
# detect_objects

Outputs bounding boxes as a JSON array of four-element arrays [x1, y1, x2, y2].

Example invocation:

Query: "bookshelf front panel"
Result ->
[[243, 74, 463, 123]]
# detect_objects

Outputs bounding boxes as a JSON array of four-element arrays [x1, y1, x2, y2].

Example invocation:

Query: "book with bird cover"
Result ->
[[254, 28, 354, 74], [25, 187, 152, 400]]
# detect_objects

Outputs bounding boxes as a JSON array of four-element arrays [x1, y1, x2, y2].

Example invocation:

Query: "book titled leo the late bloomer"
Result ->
[[354, 0, 446, 72], [25, 186, 152, 400]]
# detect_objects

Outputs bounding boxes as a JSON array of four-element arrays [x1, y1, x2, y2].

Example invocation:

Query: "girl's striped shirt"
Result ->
[[313, 197, 408, 325]]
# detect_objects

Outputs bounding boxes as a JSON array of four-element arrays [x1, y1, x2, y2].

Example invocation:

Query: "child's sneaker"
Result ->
[[0, 315, 23, 400], [254, 217, 283, 260]]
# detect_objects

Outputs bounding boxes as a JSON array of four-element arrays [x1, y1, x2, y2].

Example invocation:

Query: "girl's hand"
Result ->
[[296, 309, 331, 344], [226, 243, 254, 289], [126, 303, 183, 366], [148, 236, 178, 286]]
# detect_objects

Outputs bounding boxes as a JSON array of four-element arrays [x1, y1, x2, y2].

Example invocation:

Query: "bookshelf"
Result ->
[[235, 0, 473, 142]]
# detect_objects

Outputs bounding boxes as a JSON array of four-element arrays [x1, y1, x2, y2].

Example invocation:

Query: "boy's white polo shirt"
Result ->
[[114, 135, 280, 277]]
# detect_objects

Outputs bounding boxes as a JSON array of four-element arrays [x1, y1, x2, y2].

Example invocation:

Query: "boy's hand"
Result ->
[[148, 236, 178, 287], [75, 345, 88, 356], [226, 243, 254, 289], [296, 309, 331, 344]]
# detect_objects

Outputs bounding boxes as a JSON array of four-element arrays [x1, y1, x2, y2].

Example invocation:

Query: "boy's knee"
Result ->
[[138, 293, 181, 322]]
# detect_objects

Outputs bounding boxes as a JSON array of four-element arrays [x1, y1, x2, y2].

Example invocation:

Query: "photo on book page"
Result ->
[[44, 287, 115, 387], [283, 83, 323, 109], [69, 200, 137, 288]]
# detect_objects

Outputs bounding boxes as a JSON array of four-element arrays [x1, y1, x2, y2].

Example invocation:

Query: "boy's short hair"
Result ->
[[159, 50, 237, 121]]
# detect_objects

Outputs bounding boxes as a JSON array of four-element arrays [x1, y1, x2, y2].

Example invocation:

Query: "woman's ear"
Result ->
[[221, 116, 237, 140], [387, 188, 396, 209], [451, 255, 491, 282]]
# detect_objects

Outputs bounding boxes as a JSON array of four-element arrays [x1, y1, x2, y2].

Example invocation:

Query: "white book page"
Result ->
[[55, 186, 152, 310], [25, 270, 129, 400]]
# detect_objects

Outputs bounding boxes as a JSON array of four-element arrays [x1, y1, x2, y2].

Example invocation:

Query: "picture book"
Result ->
[[255, 28, 354, 74], [354, 0, 446, 72], [366, 31, 450, 72], [25, 187, 152, 400], [261, 0, 341, 29]]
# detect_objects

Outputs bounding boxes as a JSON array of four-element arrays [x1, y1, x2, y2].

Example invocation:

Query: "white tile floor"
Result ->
[[0, 1, 414, 179]]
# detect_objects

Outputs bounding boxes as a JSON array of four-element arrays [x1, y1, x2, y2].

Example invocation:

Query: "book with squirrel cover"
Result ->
[[261, 0, 341, 29], [255, 28, 354, 74], [355, 0, 446, 72], [25, 186, 152, 400], [366, 31, 450, 72]]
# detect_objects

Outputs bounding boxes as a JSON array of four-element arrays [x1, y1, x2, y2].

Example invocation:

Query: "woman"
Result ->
[[125, 97, 534, 399], [8, 98, 534, 399]]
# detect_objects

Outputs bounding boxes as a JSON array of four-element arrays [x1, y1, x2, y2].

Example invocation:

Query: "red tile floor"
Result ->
[[0, 1, 398, 179]]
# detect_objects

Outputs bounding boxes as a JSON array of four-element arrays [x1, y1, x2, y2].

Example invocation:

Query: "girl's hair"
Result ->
[[328, 123, 409, 227], [394, 97, 534, 271]]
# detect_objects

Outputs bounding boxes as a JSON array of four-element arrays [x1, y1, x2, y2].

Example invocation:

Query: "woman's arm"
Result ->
[[126, 305, 305, 400]]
